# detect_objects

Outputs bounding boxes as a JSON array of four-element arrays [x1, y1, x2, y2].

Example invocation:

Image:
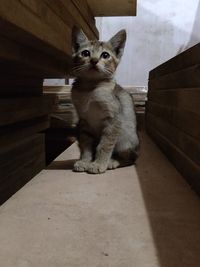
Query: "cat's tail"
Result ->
[[112, 146, 139, 167]]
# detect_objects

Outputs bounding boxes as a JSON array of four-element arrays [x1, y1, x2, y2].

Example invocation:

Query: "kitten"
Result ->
[[71, 28, 139, 174]]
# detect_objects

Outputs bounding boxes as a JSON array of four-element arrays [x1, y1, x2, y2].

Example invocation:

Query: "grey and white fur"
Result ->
[[71, 28, 139, 174]]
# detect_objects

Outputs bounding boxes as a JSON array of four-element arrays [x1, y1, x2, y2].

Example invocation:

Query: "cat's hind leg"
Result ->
[[107, 149, 138, 170], [107, 158, 120, 170], [116, 149, 139, 167], [113, 136, 139, 168]]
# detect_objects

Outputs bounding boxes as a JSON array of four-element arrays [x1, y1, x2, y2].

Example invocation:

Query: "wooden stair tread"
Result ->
[[0, 132, 200, 266]]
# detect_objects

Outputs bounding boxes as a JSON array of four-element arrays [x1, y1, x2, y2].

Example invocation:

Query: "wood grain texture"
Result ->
[[0, 116, 49, 151], [149, 65, 200, 90], [87, 0, 137, 16], [0, 134, 45, 204], [71, 0, 98, 38], [149, 43, 200, 79], [0, 76, 43, 96], [0, 0, 72, 57], [0, 1, 99, 77], [146, 113, 200, 166], [146, 124, 200, 195], [0, 36, 70, 78], [45, 0, 98, 40], [146, 101, 200, 141], [0, 96, 53, 126], [147, 44, 200, 194], [147, 88, 200, 115]]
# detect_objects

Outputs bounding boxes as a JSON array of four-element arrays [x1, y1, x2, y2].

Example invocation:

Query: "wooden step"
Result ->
[[0, 132, 200, 266]]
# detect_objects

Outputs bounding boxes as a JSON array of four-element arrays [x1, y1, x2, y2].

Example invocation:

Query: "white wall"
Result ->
[[96, 0, 200, 86]]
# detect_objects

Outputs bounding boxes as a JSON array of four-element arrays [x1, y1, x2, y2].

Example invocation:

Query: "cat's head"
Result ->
[[72, 29, 126, 80]]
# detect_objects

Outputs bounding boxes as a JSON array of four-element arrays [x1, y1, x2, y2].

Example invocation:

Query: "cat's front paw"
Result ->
[[87, 162, 107, 174], [73, 160, 90, 172]]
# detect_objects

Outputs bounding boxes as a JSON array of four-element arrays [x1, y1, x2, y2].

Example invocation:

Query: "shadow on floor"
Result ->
[[136, 132, 200, 267], [46, 159, 77, 170]]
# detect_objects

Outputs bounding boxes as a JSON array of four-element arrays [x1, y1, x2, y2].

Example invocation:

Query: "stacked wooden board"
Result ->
[[87, 0, 137, 16], [0, 0, 98, 204], [0, 0, 98, 78], [125, 86, 147, 113], [43, 85, 77, 164], [43, 85, 78, 129], [0, 0, 137, 203], [125, 86, 147, 131], [146, 43, 200, 194], [0, 92, 54, 204]]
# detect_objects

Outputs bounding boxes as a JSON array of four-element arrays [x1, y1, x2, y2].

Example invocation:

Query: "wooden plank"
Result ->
[[0, 96, 53, 126], [45, 0, 98, 40], [70, 0, 97, 38], [0, 76, 43, 96], [146, 125, 200, 195], [72, 0, 95, 24], [146, 113, 200, 166], [0, 116, 49, 151], [149, 65, 200, 90], [55, 0, 99, 39], [0, 76, 42, 87], [87, 0, 137, 16], [0, 0, 71, 58], [146, 101, 200, 140], [0, 1, 99, 78], [0, 134, 45, 204], [0, 134, 44, 177], [0, 36, 70, 77], [149, 43, 200, 79], [147, 88, 200, 115]]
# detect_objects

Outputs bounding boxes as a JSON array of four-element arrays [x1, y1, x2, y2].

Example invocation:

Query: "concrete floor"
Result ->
[[0, 132, 200, 267]]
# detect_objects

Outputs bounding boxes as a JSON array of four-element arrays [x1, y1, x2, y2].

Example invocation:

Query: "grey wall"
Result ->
[[96, 0, 200, 86]]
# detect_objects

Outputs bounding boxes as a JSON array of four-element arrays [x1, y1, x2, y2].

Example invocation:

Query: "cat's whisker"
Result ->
[[105, 67, 114, 73], [96, 65, 112, 76], [72, 64, 90, 74], [102, 67, 114, 76], [100, 65, 112, 73], [72, 65, 87, 71], [72, 63, 90, 70], [73, 63, 90, 68]]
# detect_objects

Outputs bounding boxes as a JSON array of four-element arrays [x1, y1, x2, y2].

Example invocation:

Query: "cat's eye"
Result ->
[[101, 51, 110, 59], [81, 50, 90, 57]]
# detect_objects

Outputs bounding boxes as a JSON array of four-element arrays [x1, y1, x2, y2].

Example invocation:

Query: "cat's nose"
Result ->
[[90, 58, 99, 65]]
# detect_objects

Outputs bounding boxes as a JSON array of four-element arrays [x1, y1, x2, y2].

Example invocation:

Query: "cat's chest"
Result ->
[[72, 87, 115, 132]]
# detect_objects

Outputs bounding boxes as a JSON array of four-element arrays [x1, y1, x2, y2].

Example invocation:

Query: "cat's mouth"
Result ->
[[89, 65, 99, 71]]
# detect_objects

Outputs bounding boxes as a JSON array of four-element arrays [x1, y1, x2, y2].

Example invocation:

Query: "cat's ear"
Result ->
[[108, 29, 126, 59], [72, 28, 88, 53]]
